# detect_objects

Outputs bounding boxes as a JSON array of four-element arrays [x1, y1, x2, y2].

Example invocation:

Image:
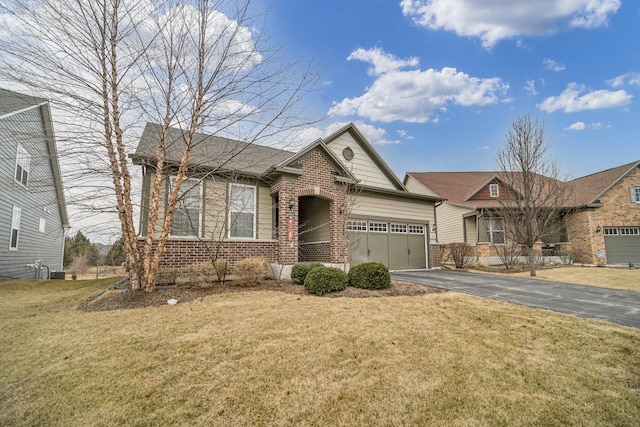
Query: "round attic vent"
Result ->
[[342, 147, 354, 161]]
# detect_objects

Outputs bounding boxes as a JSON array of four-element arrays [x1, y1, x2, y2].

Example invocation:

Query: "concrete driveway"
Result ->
[[391, 269, 640, 328]]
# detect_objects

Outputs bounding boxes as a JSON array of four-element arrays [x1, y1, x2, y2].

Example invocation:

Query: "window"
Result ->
[[484, 217, 505, 244], [170, 177, 202, 237], [603, 227, 618, 236], [368, 222, 388, 233], [619, 228, 639, 235], [229, 183, 256, 238], [346, 220, 367, 231], [489, 184, 499, 197], [39, 218, 46, 233], [632, 187, 640, 203], [14, 145, 30, 186], [408, 224, 425, 234], [9, 206, 21, 250], [390, 223, 408, 234]]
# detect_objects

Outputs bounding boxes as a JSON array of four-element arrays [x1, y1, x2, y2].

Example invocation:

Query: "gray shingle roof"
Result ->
[[0, 88, 48, 116], [131, 123, 295, 176]]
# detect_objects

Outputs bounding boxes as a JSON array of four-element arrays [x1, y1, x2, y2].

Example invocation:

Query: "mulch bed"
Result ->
[[79, 280, 444, 312]]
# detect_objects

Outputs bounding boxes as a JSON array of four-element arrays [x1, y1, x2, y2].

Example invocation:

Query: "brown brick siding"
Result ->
[[429, 243, 444, 267], [566, 167, 640, 263], [150, 239, 278, 269], [299, 242, 331, 262]]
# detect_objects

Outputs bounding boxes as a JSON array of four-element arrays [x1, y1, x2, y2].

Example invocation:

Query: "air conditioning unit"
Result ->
[[50, 271, 66, 280]]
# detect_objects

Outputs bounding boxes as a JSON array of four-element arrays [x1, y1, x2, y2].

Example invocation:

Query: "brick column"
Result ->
[[277, 182, 298, 265], [330, 195, 348, 264]]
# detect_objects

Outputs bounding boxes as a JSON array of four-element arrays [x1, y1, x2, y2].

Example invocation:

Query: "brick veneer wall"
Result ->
[[299, 242, 331, 262], [566, 167, 640, 263], [271, 149, 349, 266], [149, 239, 278, 269], [429, 243, 444, 267]]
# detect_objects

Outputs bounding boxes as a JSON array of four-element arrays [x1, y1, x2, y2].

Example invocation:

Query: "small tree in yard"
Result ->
[[1, 0, 317, 291], [497, 115, 573, 277]]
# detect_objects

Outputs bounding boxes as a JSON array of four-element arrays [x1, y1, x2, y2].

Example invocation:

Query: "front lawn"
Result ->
[[510, 266, 640, 292], [1, 278, 639, 426]]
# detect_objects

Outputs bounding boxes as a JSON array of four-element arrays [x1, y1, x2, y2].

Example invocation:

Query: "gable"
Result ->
[[324, 127, 400, 191], [467, 179, 512, 201], [404, 174, 441, 197]]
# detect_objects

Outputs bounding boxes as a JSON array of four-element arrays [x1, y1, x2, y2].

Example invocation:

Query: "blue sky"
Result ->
[[266, 0, 639, 179]]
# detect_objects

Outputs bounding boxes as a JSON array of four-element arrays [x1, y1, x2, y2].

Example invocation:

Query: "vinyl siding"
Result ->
[[326, 133, 397, 190], [256, 184, 273, 240], [464, 216, 478, 244], [435, 202, 475, 243], [351, 193, 434, 225], [404, 175, 440, 197], [0, 106, 65, 279]]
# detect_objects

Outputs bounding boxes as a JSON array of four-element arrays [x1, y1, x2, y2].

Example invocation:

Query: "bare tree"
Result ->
[[0, 0, 317, 291], [496, 115, 572, 276]]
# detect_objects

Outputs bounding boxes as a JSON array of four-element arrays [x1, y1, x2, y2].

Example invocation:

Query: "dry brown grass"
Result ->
[[509, 266, 640, 292], [1, 278, 639, 426]]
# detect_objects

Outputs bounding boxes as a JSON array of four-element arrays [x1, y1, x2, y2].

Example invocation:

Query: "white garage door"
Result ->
[[603, 227, 640, 264], [347, 220, 428, 270]]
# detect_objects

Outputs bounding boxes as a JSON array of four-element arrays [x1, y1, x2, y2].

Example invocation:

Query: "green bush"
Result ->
[[304, 267, 348, 296], [291, 262, 325, 284], [348, 262, 391, 290]]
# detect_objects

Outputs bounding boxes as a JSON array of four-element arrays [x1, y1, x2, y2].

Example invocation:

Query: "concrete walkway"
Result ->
[[391, 269, 640, 328]]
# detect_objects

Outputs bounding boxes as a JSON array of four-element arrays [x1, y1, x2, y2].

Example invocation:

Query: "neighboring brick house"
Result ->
[[404, 160, 640, 265], [0, 89, 69, 279], [565, 161, 640, 264], [131, 122, 442, 275]]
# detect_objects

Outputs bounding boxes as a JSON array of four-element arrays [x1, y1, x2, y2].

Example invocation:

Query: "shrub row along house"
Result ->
[[0, 89, 69, 279], [131, 122, 442, 276], [405, 161, 640, 265]]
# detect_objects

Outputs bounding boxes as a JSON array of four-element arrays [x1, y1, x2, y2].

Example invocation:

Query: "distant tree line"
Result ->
[[64, 232, 125, 268]]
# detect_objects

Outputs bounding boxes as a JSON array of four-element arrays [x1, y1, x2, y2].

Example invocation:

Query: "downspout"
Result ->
[[476, 209, 483, 261]]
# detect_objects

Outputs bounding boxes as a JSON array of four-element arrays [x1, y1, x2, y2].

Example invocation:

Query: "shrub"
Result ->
[[445, 242, 474, 268], [291, 262, 325, 284], [304, 267, 348, 296], [233, 257, 270, 281], [348, 262, 391, 290]]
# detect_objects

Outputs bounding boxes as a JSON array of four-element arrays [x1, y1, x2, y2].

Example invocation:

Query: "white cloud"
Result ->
[[400, 0, 620, 48], [543, 58, 566, 72], [329, 47, 508, 123], [608, 72, 640, 88], [348, 47, 419, 76], [538, 83, 632, 113], [565, 121, 602, 131], [524, 80, 537, 95], [298, 121, 399, 146], [565, 122, 585, 130]]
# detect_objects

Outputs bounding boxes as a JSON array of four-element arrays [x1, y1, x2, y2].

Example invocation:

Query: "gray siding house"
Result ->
[[0, 89, 69, 279]]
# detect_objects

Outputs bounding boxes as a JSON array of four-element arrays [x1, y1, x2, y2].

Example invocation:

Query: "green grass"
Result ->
[[1, 278, 639, 426]]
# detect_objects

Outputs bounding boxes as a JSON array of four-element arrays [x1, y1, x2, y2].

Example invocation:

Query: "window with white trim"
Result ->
[[170, 177, 202, 237], [408, 224, 425, 234], [484, 217, 505, 244], [10, 206, 21, 250], [603, 227, 618, 236], [632, 187, 640, 203], [368, 222, 388, 233], [619, 228, 639, 235], [346, 220, 367, 231], [229, 183, 256, 238], [390, 223, 407, 233], [489, 184, 499, 197], [14, 145, 30, 186]]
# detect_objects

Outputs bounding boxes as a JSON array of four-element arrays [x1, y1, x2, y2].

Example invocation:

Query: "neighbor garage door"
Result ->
[[603, 227, 640, 264], [347, 220, 427, 270]]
